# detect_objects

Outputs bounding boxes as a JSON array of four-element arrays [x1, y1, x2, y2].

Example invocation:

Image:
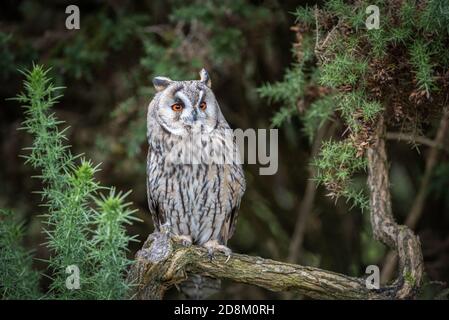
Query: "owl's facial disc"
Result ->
[[157, 82, 218, 136]]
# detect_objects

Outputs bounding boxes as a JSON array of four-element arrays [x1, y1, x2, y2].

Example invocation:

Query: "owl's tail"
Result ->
[[179, 274, 221, 300]]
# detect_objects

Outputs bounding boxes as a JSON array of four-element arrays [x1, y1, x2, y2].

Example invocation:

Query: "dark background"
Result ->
[[1, 0, 448, 299]]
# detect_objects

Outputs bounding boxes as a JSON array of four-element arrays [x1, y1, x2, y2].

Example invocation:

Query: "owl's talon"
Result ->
[[207, 250, 215, 261], [173, 234, 193, 247], [136, 248, 152, 260], [203, 240, 232, 262]]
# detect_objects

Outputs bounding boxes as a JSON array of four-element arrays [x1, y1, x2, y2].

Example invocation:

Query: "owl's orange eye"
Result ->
[[199, 101, 207, 111], [171, 103, 183, 112]]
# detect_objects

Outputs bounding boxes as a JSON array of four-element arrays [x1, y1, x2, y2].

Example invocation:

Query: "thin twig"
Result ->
[[385, 132, 448, 153]]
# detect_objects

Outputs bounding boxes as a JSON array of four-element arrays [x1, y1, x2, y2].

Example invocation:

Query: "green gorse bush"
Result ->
[[0, 65, 139, 299], [0, 209, 41, 299], [259, 0, 449, 210]]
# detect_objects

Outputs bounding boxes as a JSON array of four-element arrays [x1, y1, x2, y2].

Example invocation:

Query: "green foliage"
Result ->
[[170, 0, 270, 65], [16, 65, 92, 298], [314, 140, 368, 210], [367, 29, 389, 58], [103, 89, 151, 161], [302, 96, 335, 141], [258, 33, 316, 128], [324, 0, 352, 19], [0, 209, 40, 299], [409, 40, 435, 95], [14, 65, 139, 299], [95, 14, 149, 51], [389, 26, 412, 45], [52, 13, 149, 81], [419, 0, 449, 34], [319, 54, 368, 88], [400, 0, 418, 29], [293, 6, 315, 25], [337, 91, 383, 131], [258, 65, 305, 126], [140, 36, 197, 81], [260, 0, 449, 212], [269, 106, 298, 128], [58, 36, 106, 81], [90, 189, 139, 299], [259, 5, 379, 210]]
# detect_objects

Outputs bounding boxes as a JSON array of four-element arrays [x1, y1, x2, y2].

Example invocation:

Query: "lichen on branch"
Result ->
[[128, 233, 397, 300]]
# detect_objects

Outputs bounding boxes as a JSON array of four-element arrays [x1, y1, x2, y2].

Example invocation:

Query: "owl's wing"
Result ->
[[146, 149, 165, 231], [220, 162, 246, 243]]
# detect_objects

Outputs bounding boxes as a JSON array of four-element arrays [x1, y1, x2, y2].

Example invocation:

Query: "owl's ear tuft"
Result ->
[[153, 76, 173, 92], [199, 68, 211, 88]]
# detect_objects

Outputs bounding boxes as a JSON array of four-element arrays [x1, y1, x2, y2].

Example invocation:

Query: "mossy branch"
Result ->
[[127, 234, 396, 300]]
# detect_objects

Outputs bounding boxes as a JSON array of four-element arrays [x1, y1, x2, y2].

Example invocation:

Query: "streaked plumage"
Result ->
[[146, 69, 245, 299]]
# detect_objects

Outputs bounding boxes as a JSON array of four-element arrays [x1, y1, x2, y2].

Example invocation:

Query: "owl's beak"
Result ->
[[192, 108, 199, 122], [183, 109, 199, 129]]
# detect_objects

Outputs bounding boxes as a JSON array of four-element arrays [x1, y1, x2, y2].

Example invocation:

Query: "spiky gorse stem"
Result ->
[[13, 65, 139, 299], [90, 189, 138, 299], [260, 0, 449, 210]]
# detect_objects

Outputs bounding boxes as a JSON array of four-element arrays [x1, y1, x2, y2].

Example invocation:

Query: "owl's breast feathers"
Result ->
[[146, 126, 245, 245]]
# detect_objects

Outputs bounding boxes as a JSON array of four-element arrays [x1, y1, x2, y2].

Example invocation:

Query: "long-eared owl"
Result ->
[[146, 69, 246, 299]]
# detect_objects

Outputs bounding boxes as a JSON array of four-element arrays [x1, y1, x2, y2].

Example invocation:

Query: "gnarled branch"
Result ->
[[367, 116, 424, 298], [127, 232, 396, 300]]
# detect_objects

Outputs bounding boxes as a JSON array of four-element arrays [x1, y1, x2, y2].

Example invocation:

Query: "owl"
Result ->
[[146, 69, 246, 299]]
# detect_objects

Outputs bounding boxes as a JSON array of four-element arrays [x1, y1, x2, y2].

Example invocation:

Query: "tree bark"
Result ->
[[127, 232, 396, 300], [366, 116, 424, 298]]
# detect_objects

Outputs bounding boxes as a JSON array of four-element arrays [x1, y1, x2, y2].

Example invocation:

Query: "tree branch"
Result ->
[[367, 116, 424, 298], [385, 132, 449, 153], [127, 232, 396, 300]]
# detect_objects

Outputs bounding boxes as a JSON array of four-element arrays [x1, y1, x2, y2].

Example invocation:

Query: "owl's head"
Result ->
[[151, 69, 221, 136]]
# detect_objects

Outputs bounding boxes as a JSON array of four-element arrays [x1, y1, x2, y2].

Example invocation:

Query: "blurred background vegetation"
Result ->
[[1, 0, 448, 299]]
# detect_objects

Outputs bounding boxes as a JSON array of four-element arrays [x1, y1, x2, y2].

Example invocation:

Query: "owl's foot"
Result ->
[[173, 234, 193, 247], [203, 240, 232, 263]]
